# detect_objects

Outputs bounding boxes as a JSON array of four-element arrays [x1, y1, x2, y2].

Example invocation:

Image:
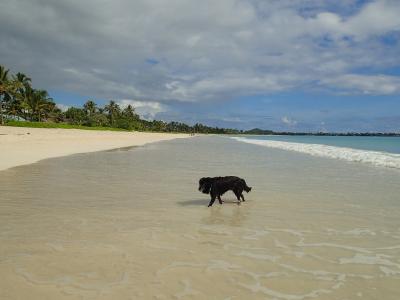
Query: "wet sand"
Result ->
[[1, 136, 400, 299], [0, 126, 189, 171]]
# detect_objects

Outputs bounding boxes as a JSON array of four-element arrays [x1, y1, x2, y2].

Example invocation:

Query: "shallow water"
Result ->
[[1, 136, 400, 299]]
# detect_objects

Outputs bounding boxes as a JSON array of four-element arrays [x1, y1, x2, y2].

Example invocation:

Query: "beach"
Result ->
[[1, 135, 400, 299], [2, 1, 399, 298], [0, 126, 189, 171]]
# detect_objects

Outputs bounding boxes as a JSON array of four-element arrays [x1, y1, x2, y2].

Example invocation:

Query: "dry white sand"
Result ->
[[0, 126, 190, 171]]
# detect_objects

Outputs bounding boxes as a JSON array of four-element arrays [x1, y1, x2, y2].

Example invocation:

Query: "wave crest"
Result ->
[[232, 137, 400, 169]]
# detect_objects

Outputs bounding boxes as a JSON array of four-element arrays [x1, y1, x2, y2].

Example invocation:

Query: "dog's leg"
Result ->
[[234, 191, 242, 203], [208, 194, 217, 207], [236, 187, 245, 201], [218, 195, 223, 204]]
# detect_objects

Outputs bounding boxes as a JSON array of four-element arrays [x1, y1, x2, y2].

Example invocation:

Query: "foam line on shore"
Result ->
[[232, 137, 400, 169]]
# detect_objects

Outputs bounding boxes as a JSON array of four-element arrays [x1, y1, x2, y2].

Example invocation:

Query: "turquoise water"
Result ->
[[233, 135, 400, 169], [241, 135, 400, 154]]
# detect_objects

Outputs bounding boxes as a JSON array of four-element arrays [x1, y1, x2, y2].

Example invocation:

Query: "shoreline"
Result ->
[[0, 126, 190, 171]]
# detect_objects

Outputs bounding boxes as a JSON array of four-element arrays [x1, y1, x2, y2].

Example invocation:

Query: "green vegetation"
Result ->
[[1, 66, 58, 124], [4, 120, 127, 131], [0, 65, 241, 134]]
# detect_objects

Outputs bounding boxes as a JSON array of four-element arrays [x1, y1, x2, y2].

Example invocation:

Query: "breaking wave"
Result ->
[[232, 137, 400, 169]]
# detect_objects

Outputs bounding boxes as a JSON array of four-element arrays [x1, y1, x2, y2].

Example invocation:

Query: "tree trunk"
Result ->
[[0, 100, 3, 125]]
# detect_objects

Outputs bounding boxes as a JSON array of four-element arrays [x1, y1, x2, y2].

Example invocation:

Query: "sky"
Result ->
[[1, 0, 399, 132]]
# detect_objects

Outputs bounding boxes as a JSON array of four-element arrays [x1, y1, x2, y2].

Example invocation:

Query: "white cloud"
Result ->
[[0, 0, 399, 103], [320, 74, 400, 95], [344, 0, 400, 38], [281, 116, 298, 126], [117, 99, 167, 120], [301, 1, 400, 39], [56, 103, 70, 112]]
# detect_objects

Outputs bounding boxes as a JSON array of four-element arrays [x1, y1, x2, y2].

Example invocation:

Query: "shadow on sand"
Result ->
[[178, 199, 209, 206], [178, 198, 241, 206], [105, 145, 137, 152]]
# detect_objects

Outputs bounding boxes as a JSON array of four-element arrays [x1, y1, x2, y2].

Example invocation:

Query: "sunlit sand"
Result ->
[[0, 126, 189, 171]]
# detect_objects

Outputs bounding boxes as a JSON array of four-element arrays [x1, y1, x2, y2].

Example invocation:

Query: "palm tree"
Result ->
[[83, 100, 97, 116], [0, 65, 10, 124], [104, 100, 120, 126], [9, 72, 32, 120], [14, 72, 31, 89], [0, 65, 10, 91], [65, 107, 86, 125], [122, 104, 138, 119], [0, 68, 34, 122], [25, 88, 54, 121]]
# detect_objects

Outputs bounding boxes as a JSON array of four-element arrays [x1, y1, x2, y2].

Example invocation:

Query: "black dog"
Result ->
[[198, 176, 252, 207]]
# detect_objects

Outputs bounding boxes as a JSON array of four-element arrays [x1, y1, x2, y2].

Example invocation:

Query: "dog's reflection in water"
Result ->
[[202, 204, 248, 226]]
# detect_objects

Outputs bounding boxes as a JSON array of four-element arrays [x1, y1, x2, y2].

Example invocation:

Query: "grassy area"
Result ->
[[4, 121, 129, 131]]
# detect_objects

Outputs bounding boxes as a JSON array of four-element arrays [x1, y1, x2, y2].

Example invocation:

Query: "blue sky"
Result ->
[[1, 0, 399, 132]]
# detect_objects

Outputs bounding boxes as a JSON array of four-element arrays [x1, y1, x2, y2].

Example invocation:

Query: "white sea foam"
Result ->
[[339, 254, 400, 270], [232, 137, 400, 169]]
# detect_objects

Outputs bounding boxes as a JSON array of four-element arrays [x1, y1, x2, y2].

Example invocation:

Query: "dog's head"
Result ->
[[198, 177, 213, 194], [245, 186, 252, 193]]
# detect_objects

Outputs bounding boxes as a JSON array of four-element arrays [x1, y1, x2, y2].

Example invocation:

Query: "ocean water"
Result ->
[[1, 136, 400, 299], [233, 135, 400, 169]]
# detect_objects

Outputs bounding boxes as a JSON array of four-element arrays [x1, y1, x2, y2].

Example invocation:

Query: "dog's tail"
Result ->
[[241, 179, 252, 193]]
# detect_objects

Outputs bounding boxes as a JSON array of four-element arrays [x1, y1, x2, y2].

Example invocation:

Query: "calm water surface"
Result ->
[[1, 136, 400, 299]]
